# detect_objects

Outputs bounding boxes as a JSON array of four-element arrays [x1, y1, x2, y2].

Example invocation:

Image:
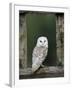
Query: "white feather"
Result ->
[[32, 36, 48, 72]]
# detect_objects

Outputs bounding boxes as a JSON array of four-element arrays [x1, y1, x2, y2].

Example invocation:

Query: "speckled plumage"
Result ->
[[32, 36, 48, 72]]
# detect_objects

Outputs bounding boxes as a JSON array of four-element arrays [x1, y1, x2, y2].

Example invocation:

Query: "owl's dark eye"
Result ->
[[40, 40, 42, 43], [44, 40, 46, 42]]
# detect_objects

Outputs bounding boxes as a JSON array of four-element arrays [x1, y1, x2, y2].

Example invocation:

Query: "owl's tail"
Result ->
[[32, 64, 40, 73]]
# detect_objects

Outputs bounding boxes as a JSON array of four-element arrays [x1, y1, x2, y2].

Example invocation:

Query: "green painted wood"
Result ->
[[26, 13, 56, 67]]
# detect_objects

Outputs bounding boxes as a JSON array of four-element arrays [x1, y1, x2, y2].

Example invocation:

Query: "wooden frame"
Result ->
[[9, 3, 70, 87]]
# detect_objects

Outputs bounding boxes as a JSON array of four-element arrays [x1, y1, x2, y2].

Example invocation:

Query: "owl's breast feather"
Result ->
[[32, 46, 48, 72]]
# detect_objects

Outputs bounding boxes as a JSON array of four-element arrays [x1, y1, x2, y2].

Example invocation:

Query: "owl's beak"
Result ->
[[41, 44, 44, 47]]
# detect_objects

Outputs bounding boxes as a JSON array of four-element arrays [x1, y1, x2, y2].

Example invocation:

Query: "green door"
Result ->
[[26, 13, 56, 67]]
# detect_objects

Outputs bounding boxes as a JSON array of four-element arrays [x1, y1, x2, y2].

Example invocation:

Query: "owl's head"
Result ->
[[36, 36, 48, 48]]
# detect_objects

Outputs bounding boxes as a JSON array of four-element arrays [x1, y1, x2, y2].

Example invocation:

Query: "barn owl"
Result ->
[[32, 36, 48, 73]]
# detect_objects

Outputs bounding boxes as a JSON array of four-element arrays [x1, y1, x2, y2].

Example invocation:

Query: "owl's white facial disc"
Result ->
[[36, 36, 48, 48]]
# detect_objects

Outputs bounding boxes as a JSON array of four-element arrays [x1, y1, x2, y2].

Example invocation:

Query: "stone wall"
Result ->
[[56, 14, 64, 66], [19, 14, 27, 68]]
